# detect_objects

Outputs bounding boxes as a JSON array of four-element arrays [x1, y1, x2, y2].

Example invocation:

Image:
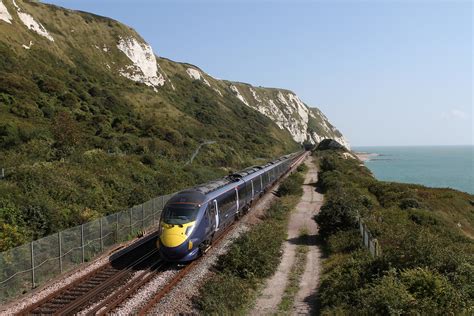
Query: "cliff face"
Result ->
[[224, 82, 349, 147], [0, 0, 348, 149]]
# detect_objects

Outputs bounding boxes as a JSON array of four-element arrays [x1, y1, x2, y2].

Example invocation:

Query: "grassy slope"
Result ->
[[0, 0, 300, 250], [313, 148, 474, 314]]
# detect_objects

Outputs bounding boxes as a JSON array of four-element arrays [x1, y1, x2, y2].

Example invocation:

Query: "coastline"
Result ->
[[354, 152, 379, 162], [352, 146, 473, 194]]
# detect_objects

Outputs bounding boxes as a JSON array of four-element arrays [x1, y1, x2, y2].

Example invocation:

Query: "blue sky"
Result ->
[[45, 0, 472, 146]]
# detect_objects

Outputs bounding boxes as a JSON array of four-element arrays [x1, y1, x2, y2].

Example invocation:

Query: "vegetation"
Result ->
[[197, 168, 306, 314], [0, 1, 301, 251], [314, 149, 474, 315]]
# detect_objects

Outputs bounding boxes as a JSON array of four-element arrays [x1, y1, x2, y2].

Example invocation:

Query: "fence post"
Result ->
[[81, 224, 85, 263], [129, 208, 133, 236], [58, 232, 63, 273], [100, 217, 103, 252], [152, 198, 156, 225], [0, 168, 4, 179], [141, 204, 145, 230], [115, 212, 119, 243], [374, 239, 380, 257], [30, 242, 35, 288], [161, 195, 165, 210]]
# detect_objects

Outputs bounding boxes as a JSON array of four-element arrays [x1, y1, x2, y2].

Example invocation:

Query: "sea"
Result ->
[[352, 146, 474, 194]]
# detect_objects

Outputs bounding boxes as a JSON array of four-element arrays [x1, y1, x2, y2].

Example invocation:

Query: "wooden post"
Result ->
[[152, 198, 156, 225], [100, 217, 104, 252], [141, 204, 145, 230], [58, 232, 63, 273], [129, 208, 133, 236], [30, 242, 35, 288], [81, 224, 85, 263], [115, 213, 119, 243]]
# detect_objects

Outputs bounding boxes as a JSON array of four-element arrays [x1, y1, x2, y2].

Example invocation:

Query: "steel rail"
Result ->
[[20, 246, 159, 315], [51, 249, 160, 316], [88, 260, 169, 315]]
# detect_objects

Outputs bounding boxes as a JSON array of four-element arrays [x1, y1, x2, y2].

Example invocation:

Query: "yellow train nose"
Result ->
[[161, 232, 187, 248], [159, 221, 195, 248]]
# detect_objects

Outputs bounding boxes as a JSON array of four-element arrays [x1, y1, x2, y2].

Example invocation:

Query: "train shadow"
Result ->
[[109, 234, 164, 271]]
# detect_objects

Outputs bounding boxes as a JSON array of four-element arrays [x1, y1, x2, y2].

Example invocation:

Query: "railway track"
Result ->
[[87, 259, 168, 315], [20, 237, 161, 315], [136, 223, 235, 315]]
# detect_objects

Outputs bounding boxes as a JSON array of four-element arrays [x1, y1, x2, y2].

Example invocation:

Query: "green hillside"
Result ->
[[0, 0, 304, 250], [0, 0, 351, 251]]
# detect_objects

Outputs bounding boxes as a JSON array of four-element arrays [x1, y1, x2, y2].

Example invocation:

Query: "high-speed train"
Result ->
[[157, 152, 305, 262]]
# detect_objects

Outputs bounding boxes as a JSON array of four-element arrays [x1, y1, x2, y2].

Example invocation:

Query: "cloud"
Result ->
[[451, 109, 467, 120], [441, 109, 470, 121]]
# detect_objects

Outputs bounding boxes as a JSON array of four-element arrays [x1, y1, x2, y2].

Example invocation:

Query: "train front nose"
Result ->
[[158, 222, 197, 261]]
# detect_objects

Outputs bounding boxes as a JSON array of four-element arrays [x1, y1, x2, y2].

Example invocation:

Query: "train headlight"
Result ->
[[188, 240, 193, 250], [185, 225, 194, 236]]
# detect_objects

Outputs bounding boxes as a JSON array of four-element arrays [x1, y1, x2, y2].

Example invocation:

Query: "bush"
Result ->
[[216, 203, 287, 280], [51, 111, 81, 156], [400, 268, 462, 313], [0, 123, 21, 148], [315, 188, 361, 237], [327, 230, 362, 253], [197, 273, 255, 314], [358, 270, 414, 315], [277, 172, 304, 196], [400, 198, 421, 209], [296, 163, 308, 173]]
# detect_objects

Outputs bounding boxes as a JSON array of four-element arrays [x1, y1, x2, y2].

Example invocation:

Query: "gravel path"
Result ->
[[251, 156, 323, 315], [292, 158, 323, 315]]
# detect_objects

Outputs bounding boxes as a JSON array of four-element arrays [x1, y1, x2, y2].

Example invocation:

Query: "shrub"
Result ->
[[400, 198, 421, 209], [0, 223, 27, 252], [327, 230, 362, 254], [0, 123, 21, 149], [215, 208, 287, 280], [358, 270, 414, 315], [408, 209, 438, 226], [51, 111, 81, 155], [315, 189, 360, 237], [296, 163, 308, 173], [278, 172, 304, 197], [318, 250, 373, 309], [197, 273, 255, 314], [400, 267, 462, 313]]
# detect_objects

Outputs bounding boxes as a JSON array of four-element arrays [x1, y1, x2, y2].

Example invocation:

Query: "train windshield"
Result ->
[[163, 204, 199, 225]]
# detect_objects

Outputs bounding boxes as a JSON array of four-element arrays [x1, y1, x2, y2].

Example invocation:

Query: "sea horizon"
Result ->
[[352, 145, 474, 194], [353, 144, 473, 148]]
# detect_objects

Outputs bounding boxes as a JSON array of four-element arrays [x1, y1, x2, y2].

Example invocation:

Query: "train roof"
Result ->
[[169, 152, 300, 200], [167, 190, 207, 205], [193, 178, 236, 195]]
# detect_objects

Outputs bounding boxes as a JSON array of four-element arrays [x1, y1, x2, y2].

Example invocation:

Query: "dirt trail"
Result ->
[[251, 156, 323, 315]]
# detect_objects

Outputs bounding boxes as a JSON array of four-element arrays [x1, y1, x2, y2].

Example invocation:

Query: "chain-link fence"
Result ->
[[358, 217, 381, 257], [0, 193, 175, 304]]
